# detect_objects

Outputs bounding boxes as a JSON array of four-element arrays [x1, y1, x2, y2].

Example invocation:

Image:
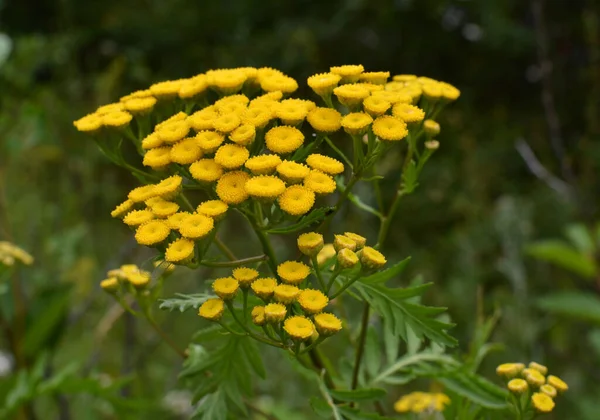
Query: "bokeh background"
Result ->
[[1, 0, 599, 418]]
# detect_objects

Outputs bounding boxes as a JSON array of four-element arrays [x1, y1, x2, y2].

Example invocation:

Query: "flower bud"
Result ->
[[343, 232, 366, 249], [274, 284, 300, 304], [423, 119, 440, 137], [337, 248, 359, 269], [314, 313, 342, 337], [212, 277, 239, 300], [264, 303, 287, 323], [496, 363, 525, 378], [507, 379, 528, 394], [528, 361, 548, 376], [316, 244, 336, 266], [333, 234, 356, 252], [198, 298, 225, 321], [546, 375, 568, 393], [360, 246, 387, 269], [251, 306, 266, 326], [100, 277, 119, 294], [425, 140, 439, 150], [540, 384, 557, 398], [297, 232, 324, 256]]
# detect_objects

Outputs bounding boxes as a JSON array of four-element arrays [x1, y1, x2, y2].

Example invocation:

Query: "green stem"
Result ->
[[308, 348, 336, 389], [311, 255, 327, 291], [300, 337, 325, 355], [218, 321, 246, 336], [243, 289, 249, 323], [197, 254, 267, 268], [376, 189, 405, 248], [324, 136, 353, 169], [145, 315, 186, 358], [225, 301, 283, 348], [330, 273, 361, 300], [250, 221, 279, 276], [215, 236, 237, 261], [326, 266, 343, 294], [351, 303, 370, 391]]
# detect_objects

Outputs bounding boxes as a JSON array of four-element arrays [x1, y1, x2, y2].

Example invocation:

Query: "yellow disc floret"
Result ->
[[276, 160, 310, 184], [314, 313, 342, 336], [123, 210, 154, 226], [216, 171, 250, 205], [196, 130, 225, 153], [264, 303, 287, 323], [363, 95, 391, 117], [213, 277, 239, 300], [372, 115, 408, 141], [251, 277, 277, 301], [306, 107, 342, 133], [341, 112, 373, 135], [170, 138, 203, 164], [189, 159, 224, 183], [143, 147, 172, 168], [307, 72, 342, 96], [232, 267, 259, 288], [244, 175, 286, 199], [330, 64, 365, 83], [277, 261, 310, 285], [165, 238, 195, 263], [283, 316, 315, 341], [297, 232, 324, 256], [197, 200, 228, 220], [179, 213, 214, 239], [305, 154, 344, 175], [333, 84, 370, 107], [298, 289, 329, 314], [214, 144, 250, 169], [278, 185, 315, 216], [392, 103, 425, 124], [245, 154, 282, 175], [531, 393, 555, 413], [135, 220, 171, 245], [229, 124, 256, 146], [198, 298, 225, 321], [265, 126, 304, 154], [304, 170, 337, 194], [274, 284, 301, 304], [360, 246, 387, 269]]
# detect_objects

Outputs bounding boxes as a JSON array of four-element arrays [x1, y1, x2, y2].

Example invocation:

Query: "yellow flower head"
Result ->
[[421, 119, 440, 138], [150, 200, 180, 218], [154, 175, 183, 200], [251, 277, 277, 301], [276, 160, 310, 184], [232, 267, 259, 288], [306, 154, 344, 175], [213, 277, 239, 300], [209, 69, 247, 94], [440, 82, 461, 101], [214, 144, 250, 169], [150, 80, 185, 98], [393, 74, 417, 83], [531, 392, 555, 413], [253, 90, 283, 102], [215, 94, 250, 107], [244, 175, 286, 199], [251, 306, 266, 326], [229, 124, 256, 146], [198, 298, 225, 321], [299, 289, 328, 314], [179, 213, 214, 239], [179, 75, 208, 99], [399, 85, 422, 103], [123, 210, 155, 226], [242, 105, 273, 129], [372, 115, 408, 141], [143, 147, 172, 169], [129, 274, 150, 290], [123, 97, 157, 114], [156, 112, 188, 131], [120, 89, 152, 102], [362, 95, 391, 117], [317, 244, 336, 266], [102, 111, 133, 128], [100, 277, 119, 293], [422, 82, 443, 101], [265, 126, 304, 155], [540, 384, 557, 398], [392, 103, 425, 124], [394, 392, 450, 414], [507, 378, 528, 394], [341, 112, 373, 135], [165, 238, 195, 263], [304, 170, 336, 195], [197, 200, 228, 220], [170, 138, 204, 164], [111, 199, 135, 218], [128, 185, 158, 203], [524, 369, 546, 388], [74, 113, 102, 133], [166, 212, 192, 229], [260, 74, 298, 94], [360, 246, 387, 269], [334, 234, 357, 252], [274, 284, 301, 304], [547, 375, 568, 393], [528, 362, 548, 376], [359, 71, 390, 85], [135, 220, 171, 246], [306, 107, 342, 133], [196, 130, 225, 153], [188, 108, 219, 131], [213, 113, 242, 134], [371, 90, 412, 104], [284, 316, 315, 341], [157, 120, 191, 144], [307, 72, 342, 96], [190, 159, 224, 183], [142, 133, 163, 150], [275, 100, 308, 125], [314, 313, 342, 336], [330, 64, 364, 83], [343, 232, 366, 248], [277, 261, 311, 285], [264, 303, 287, 323], [216, 170, 250, 205], [95, 103, 123, 116], [337, 248, 359, 269], [333, 84, 370, 107], [297, 232, 324, 256], [496, 363, 525, 378], [245, 154, 282, 175], [278, 185, 315, 216]]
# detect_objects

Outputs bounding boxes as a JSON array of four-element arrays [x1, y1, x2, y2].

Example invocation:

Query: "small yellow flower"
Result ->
[[334, 234, 356, 252], [216, 171, 251, 205], [251, 306, 266, 326], [440, 82, 460, 101], [264, 303, 287, 323], [178, 75, 208, 99], [102, 111, 133, 128], [363, 95, 391, 117], [166, 212, 192, 229], [278, 261, 311, 285], [278, 185, 315, 216], [422, 82, 443, 101], [156, 112, 188, 130], [120, 89, 153, 102], [196, 130, 225, 153], [298, 289, 329, 314], [143, 147, 172, 169], [198, 298, 225, 321], [179, 214, 214, 240], [150, 201, 180, 218], [252, 90, 283, 102], [209, 69, 247, 94], [154, 175, 183, 200], [508, 379, 528, 394], [142, 133, 164, 150], [546, 375, 568, 393], [214, 144, 250, 169], [525, 369, 546, 388], [372, 115, 408, 141], [426, 140, 440, 150], [244, 175, 286, 199], [297, 232, 324, 256], [128, 185, 158, 203], [213, 113, 241, 133], [265, 126, 305, 154], [528, 362, 548, 375], [229, 124, 256, 146], [344, 232, 366, 248], [135, 220, 171, 246], [165, 238, 195, 263], [213, 277, 239, 300], [393, 74, 417, 82], [100, 277, 119, 293], [359, 71, 390, 85], [170, 138, 203, 164], [284, 316, 315, 341], [333, 84, 370, 107], [274, 284, 301, 304], [423, 119, 440, 137], [540, 384, 557, 398], [150, 80, 185, 98], [305, 154, 344, 175], [275, 100, 308, 125], [276, 160, 310, 184], [215, 93, 250, 107], [341, 112, 373, 135], [307, 72, 342, 96], [95, 103, 123, 115], [197, 200, 228, 220], [189, 159, 224, 183], [371, 90, 412, 104], [188, 108, 219, 131], [398, 85, 422, 104], [531, 392, 555, 413], [73, 113, 102, 132], [232, 267, 259, 288], [123, 210, 155, 226], [360, 246, 387, 269], [242, 105, 273, 129], [251, 278, 278, 301], [337, 248, 359, 269], [314, 313, 342, 336], [123, 97, 157, 114], [316, 244, 336, 266], [157, 120, 191, 144], [330, 64, 364, 83], [304, 170, 336, 195], [260, 74, 298, 94], [245, 154, 282, 175], [111, 199, 135, 218], [306, 107, 342, 133]]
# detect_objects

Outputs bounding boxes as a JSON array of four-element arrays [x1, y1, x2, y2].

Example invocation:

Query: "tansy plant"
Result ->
[[73, 65, 557, 419]]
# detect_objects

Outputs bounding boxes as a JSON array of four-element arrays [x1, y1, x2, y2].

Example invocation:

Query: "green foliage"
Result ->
[[159, 293, 214, 312], [526, 240, 598, 278], [266, 207, 335, 234], [536, 292, 600, 325]]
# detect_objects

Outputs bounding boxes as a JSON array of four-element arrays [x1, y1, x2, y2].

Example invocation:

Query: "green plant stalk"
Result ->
[[326, 265, 343, 294], [250, 221, 279, 276], [350, 303, 370, 392], [197, 254, 267, 268], [225, 301, 283, 348], [311, 255, 327, 291], [330, 273, 361, 300]]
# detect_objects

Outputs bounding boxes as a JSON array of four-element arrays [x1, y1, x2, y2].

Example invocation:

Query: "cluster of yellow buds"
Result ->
[[497, 361, 568, 415], [0, 241, 33, 267], [312, 231, 387, 271], [393, 391, 450, 414], [100, 261, 174, 294]]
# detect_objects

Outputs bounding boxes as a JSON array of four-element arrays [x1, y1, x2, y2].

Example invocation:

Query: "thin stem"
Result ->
[[311, 255, 327, 291], [351, 303, 370, 392], [308, 348, 336, 389], [330, 273, 361, 300], [218, 321, 246, 336], [376, 189, 405, 248], [225, 301, 283, 348], [214, 236, 237, 261], [145, 316, 186, 359], [250, 221, 279, 276], [299, 337, 325, 355], [198, 254, 267, 268], [326, 266, 343, 294], [242, 290, 249, 323]]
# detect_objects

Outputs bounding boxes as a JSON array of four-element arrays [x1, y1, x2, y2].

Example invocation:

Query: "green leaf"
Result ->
[[536, 292, 600, 325], [192, 389, 227, 420], [401, 160, 419, 193], [359, 257, 411, 285], [23, 287, 71, 356], [526, 240, 597, 278], [192, 325, 226, 343], [310, 396, 332, 418], [338, 406, 395, 420], [565, 223, 596, 254], [439, 371, 508, 409], [329, 388, 387, 402], [364, 328, 382, 379], [355, 282, 457, 347], [266, 207, 334, 234], [159, 293, 213, 312]]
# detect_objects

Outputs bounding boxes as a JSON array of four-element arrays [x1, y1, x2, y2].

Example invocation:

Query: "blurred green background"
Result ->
[[1, 0, 599, 418]]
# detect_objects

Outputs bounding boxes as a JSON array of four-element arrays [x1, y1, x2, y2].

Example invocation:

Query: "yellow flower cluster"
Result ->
[[394, 391, 450, 413], [101, 264, 152, 292], [0, 241, 33, 266], [497, 361, 568, 414], [310, 231, 386, 270]]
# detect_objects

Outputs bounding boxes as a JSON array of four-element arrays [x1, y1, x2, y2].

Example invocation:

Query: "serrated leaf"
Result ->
[[359, 257, 411, 285], [159, 293, 213, 312], [526, 240, 597, 278], [192, 390, 227, 420], [439, 371, 507, 409], [536, 292, 600, 325], [266, 207, 334, 234], [192, 325, 226, 343], [401, 161, 419, 193], [329, 388, 386, 402]]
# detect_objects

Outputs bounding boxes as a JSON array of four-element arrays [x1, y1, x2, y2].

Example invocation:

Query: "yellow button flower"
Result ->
[[244, 175, 286, 200], [297, 232, 324, 256], [142, 133, 164, 150], [178, 75, 208, 99], [316, 244, 336, 266], [265, 126, 305, 154], [507, 378, 528, 394], [179, 213, 214, 240], [251, 277, 277, 301], [531, 392, 555, 413], [360, 246, 387, 269], [189, 159, 224, 183], [392, 103, 425, 124], [304, 170, 336, 195], [276, 160, 310, 184], [277, 261, 310, 285], [440, 82, 460, 101], [306, 107, 342, 133], [525, 369, 546, 388], [123, 96, 157, 114], [165, 238, 195, 263], [422, 82, 443, 101], [198, 298, 225, 321], [196, 200, 228, 220], [156, 112, 188, 131], [73, 113, 102, 133], [274, 284, 301, 304], [528, 361, 548, 375], [540, 384, 557, 398], [341, 112, 372, 135], [337, 248, 359, 269], [307, 72, 342, 96], [209, 69, 247, 94], [169, 137, 203, 164], [278, 185, 315, 216], [306, 154, 344, 175], [111, 199, 134, 218], [371, 90, 412, 104], [213, 277, 239, 300], [166, 211, 192, 230], [245, 154, 282, 175], [333, 84, 370, 107], [229, 124, 256, 146], [232, 267, 259, 288], [150, 80, 185, 98], [298, 289, 329, 314], [264, 303, 287, 323], [330, 64, 364, 83], [154, 175, 183, 200], [188, 108, 219, 131], [275, 100, 308, 125], [213, 113, 241, 133], [143, 146, 172, 169], [496, 363, 525, 378], [196, 130, 225, 153], [214, 144, 250, 169], [283, 316, 315, 341], [150, 201, 180, 218], [102, 111, 133, 128], [128, 185, 158, 203], [393, 74, 417, 82], [157, 120, 190, 144], [135, 220, 171, 246], [94, 103, 123, 115], [344, 232, 366, 248], [123, 210, 155, 226], [242, 105, 273, 129], [363, 95, 391, 117], [423, 119, 441, 137], [100, 277, 119, 293], [251, 306, 266, 326], [372, 115, 408, 141], [546, 375, 568, 393], [216, 171, 251, 205], [314, 313, 342, 336], [260, 74, 298, 94], [359, 71, 390, 85]]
